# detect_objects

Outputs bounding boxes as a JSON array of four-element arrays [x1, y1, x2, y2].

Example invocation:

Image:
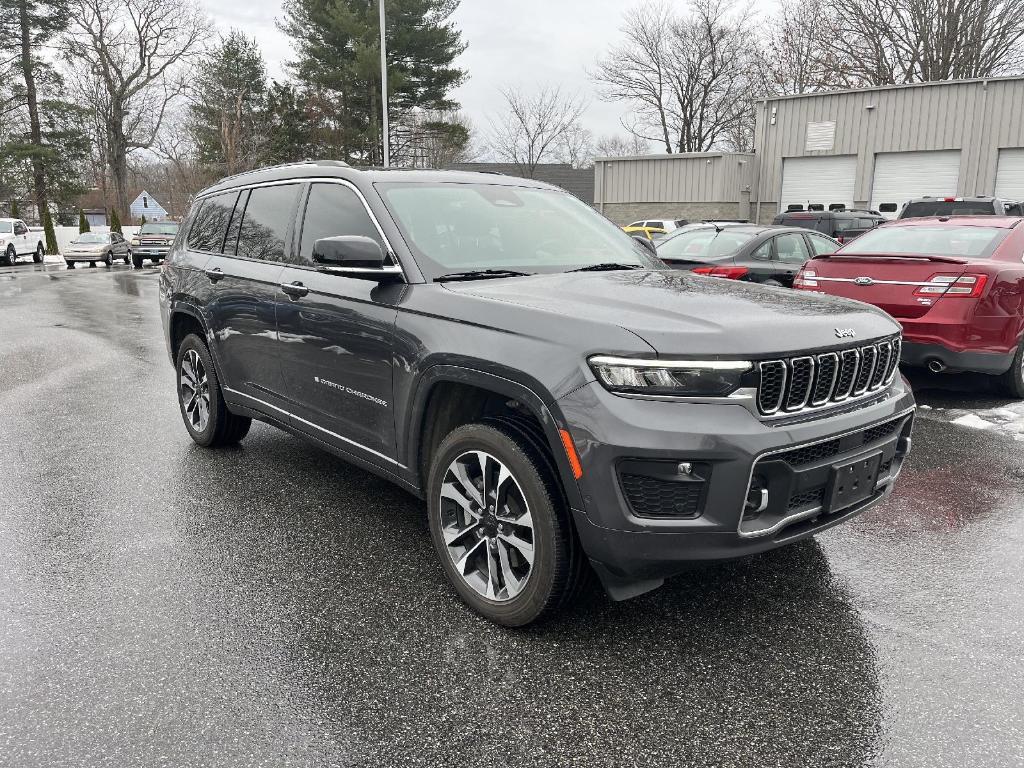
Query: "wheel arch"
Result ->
[[405, 365, 584, 510]]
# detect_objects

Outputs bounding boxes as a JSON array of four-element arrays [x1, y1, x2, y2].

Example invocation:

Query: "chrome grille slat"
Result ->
[[756, 336, 901, 417]]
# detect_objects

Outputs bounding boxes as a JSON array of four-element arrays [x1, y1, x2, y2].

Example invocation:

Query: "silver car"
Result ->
[[64, 231, 131, 268]]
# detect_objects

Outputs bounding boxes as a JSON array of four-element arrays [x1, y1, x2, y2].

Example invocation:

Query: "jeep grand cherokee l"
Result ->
[[159, 161, 916, 626]]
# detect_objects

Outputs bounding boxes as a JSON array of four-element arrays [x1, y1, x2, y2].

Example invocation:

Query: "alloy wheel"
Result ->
[[179, 349, 211, 433], [438, 450, 536, 602]]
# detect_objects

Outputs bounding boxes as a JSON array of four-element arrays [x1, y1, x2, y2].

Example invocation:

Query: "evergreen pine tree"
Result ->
[[110, 208, 122, 234], [42, 209, 57, 255], [78, 209, 90, 233]]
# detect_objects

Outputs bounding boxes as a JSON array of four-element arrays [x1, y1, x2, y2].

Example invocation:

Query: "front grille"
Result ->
[[620, 473, 704, 519], [757, 336, 901, 416], [777, 438, 841, 467], [787, 487, 825, 511]]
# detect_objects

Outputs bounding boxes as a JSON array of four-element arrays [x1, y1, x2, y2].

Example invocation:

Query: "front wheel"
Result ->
[[999, 342, 1024, 398], [123, 249, 130, 265], [89, 261, 96, 268], [132, 253, 143, 269], [176, 333, 252, 447], [104, 251, 113, 267], [66, 261, 75, 269], [427, 422, 583, 626], [33, 243, 44, 263], [3, 246, 14, 266]]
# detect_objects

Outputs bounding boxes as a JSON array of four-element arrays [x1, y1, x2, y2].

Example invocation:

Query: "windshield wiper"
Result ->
[[435, 269, 533, 283], [566, 262, 645, 273]]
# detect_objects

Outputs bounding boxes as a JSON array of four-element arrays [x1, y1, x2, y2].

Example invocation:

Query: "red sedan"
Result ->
[[794, 216, 1024, 397]]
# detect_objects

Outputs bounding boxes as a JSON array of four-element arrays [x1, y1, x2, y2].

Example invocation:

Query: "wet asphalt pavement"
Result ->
[[1, 262, 1022, 767]]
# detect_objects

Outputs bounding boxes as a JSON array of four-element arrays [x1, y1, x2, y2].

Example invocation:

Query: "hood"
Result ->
[[67, 241, 106, 252], [445, 269, 899, 357]]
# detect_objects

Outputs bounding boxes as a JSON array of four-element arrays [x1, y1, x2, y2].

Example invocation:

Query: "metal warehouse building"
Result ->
[[594, 76, 1024, 225]]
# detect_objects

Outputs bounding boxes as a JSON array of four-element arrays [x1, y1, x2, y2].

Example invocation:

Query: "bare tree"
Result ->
[[63, 0, 208, 217], [759, 0, 856, 95], [594, 134, 651, 158], [556, 124, 594, 168], [828, 0, 1024, 85], [487, 85, 588, 177], [593, 0, 759, 153]]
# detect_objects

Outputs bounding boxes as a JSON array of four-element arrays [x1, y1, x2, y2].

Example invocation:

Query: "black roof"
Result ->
[[198, 160, 563, 198]]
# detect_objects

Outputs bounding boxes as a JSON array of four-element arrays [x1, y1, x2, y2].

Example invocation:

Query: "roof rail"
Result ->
[[214, 159, 351, 185]]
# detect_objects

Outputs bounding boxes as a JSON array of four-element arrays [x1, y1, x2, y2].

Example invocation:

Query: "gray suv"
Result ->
[[159, 161, 915, 625]]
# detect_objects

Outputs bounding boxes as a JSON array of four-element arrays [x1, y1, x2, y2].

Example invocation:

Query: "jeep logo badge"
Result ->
[[854, 276, 874, 286], [834, 328, 857, 338]]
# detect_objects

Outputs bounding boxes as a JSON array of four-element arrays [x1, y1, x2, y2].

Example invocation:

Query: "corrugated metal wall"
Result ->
[[594, 153, 755, 205], [754, 76, 1024, 206]]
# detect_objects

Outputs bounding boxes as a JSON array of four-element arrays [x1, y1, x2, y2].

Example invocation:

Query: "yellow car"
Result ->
[[622, 225, 667, 241]]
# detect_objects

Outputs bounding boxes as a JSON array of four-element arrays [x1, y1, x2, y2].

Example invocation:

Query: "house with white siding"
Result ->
[[129, 190, 169, 222]]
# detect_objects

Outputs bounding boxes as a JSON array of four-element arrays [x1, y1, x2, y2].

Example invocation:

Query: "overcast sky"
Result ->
[[201, 0, 779, 143]]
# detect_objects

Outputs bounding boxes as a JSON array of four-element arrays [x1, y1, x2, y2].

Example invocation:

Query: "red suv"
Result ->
[[794, 217, 1024, 396]]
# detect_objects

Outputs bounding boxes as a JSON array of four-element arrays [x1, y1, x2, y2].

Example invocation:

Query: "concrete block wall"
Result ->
[[600, 201, 746, 226]]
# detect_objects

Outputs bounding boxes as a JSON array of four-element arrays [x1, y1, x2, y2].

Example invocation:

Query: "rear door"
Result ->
[[771, 232, 811, 286], [200, 184, 298, 407]]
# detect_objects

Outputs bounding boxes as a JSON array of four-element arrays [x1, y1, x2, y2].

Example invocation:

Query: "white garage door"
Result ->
[[870, 150, 961, 214], [995, 148, 1024, 200], [780, 156, 856, 212]]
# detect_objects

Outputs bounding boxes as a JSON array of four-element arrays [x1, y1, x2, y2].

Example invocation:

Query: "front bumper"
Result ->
[[558, 378, 916, 593], [64, 252, 106, 262], [133, 245, 171, 258]]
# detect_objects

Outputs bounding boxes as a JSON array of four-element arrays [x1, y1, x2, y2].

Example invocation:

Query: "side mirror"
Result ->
[[632, 234, 657, 254], [313, 235, 385, 268]]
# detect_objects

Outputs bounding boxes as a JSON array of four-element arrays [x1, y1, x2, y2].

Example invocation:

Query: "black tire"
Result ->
[[66, 261, 75, 269], [175, 333, 252, 447], [426, 421, 584, 626], [3, 246, 14, 266], [89, 261, 96, 268], [132, 253, 144, 269], [104, 251, 113, 267], [999, 341, 1024, 398], [123, 250, 130, 265], [33, 242, 44, 263]]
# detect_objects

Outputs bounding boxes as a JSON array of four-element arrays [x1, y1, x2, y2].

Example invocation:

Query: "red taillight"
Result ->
[[943, 197, 957, 202], [913, 272, 989, 298], [692, 266, 749, 279]]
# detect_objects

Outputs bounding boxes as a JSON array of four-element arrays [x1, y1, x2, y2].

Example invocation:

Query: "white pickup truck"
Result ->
[[0, 218, 45, 265]]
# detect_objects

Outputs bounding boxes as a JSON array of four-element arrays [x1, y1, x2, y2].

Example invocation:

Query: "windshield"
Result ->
[[655, 228, 756, 261], [74, 233, 108, 244], [139, 222, 179, 235], [839, 225, 1009, 258], [376, 182, 662, 278], [902, 201, 996, 218], [0, 222, 12, 234]]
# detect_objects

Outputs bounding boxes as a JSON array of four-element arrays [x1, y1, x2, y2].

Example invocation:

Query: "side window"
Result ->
[[187, 192, 237, 252], [750, 240, 773, 260], [775, 233, 810, 263], [237, 184, 301, 262], [14, 221, 27, 235], [298, 183, 384, 266], [807, 234, 840, 255]]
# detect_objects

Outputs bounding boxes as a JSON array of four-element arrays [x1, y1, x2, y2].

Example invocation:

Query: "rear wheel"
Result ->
[[999, 342, 1024, 398], [33, 242, 44, 263], [3, 245, 14, 266], [176, 333, 252, 447], [427, 422, 583, 626], [66, 261, 75, 269]]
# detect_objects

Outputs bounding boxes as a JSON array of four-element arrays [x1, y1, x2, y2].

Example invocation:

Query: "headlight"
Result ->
[[131, 238, 140, 246], [589, 356, 753, 397]]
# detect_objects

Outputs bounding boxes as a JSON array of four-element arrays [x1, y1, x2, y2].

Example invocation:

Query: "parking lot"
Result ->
[[1, 263, 1022, 767]]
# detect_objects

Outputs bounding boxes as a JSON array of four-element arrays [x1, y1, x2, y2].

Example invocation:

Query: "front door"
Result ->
[[275, 181, 402, 465]]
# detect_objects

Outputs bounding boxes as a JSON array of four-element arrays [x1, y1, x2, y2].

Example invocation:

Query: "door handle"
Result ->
[[204, 267, 225, 282], [281, 281, 309, 299]]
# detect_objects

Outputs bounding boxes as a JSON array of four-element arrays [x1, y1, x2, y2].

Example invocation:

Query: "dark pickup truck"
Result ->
[[159, 161, 915, 626]]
